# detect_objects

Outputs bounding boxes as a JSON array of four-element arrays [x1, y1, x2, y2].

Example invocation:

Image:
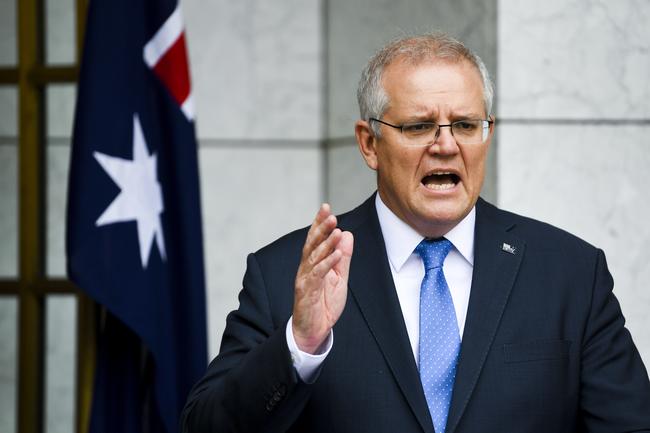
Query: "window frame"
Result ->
[[0, 0, 93, 432]]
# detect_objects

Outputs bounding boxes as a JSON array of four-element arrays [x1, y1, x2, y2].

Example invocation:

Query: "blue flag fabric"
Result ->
[[66, 0, 207, 432]]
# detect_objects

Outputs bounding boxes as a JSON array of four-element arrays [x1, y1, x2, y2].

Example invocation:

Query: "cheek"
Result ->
[[378, 148, 414, 175], [376, 145, 427, 192], [392, 154, 423, 190], [463, 147, 488, 185]]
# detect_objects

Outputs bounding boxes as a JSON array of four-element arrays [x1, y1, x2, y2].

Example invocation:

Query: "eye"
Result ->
[[453, 120, 478, 131], [402, 122, 435, 135]]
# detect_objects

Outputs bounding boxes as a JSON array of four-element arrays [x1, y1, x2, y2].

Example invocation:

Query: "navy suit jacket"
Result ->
[[182, 195, 650, 432]]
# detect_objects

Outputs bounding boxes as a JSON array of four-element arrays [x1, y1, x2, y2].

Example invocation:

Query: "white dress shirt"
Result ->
[[375, 194, 475, 365], [287, 194, 476, 379]]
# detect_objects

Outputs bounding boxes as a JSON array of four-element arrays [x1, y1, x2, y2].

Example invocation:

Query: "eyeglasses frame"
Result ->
[[368, 117, 495, 145]]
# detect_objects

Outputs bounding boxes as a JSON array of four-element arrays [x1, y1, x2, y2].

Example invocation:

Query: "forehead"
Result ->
[[381, 59, 485, 116]]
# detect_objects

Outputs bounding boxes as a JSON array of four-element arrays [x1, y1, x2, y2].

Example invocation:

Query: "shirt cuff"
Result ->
[[286, 316, 333, 383]]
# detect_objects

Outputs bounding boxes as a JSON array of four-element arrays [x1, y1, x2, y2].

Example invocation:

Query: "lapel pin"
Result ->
[[501, 242, 516, 255]]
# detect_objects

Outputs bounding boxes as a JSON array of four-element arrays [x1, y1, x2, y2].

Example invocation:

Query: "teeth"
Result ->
[[425, 183, 455, 190]]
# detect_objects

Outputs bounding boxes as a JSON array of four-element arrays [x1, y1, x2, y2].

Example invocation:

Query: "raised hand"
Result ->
[[292, 204, 354, 354]]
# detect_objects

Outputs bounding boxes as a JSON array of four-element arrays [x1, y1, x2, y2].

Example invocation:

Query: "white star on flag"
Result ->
[[93, 113, 167, 268]]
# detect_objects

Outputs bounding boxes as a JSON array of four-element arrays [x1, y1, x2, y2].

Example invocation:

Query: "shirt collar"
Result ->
[[375, 193, 475, 272]]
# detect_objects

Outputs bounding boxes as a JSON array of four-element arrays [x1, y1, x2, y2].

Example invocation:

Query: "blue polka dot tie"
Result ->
[[415, 238, 460, 433]]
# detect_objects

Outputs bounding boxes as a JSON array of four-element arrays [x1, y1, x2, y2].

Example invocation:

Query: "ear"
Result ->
[[485, 115, 496, 148], [355, 120, 378, 171]]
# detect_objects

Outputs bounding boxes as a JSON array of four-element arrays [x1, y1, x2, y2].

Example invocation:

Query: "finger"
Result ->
[[338, 231, 354, 257], [303, 216, 337, 263], [315, 202, 331, 221], [303, 205, 337, 258], [305, 204, 332, 243], [309, 230, 352, 279], [310, 248, 343, 279], [311, 203, 331, 227], [333, 231, 354, 276], [307, 228, 342, 269]]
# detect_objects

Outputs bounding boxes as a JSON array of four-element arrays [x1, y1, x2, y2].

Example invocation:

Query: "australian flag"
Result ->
[[66, 0, 207, 432]]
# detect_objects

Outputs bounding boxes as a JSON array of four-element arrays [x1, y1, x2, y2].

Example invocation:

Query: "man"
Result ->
[[182, 33, 650, 432]]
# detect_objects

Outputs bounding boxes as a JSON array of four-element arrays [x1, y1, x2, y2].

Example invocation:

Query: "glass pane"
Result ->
[[45, 295, 77, 433], [0, 86, 18, 278], [0, 86, 17, 136], [0, 0, 17, 66], [45, 0, 76, 65], [47, 84, 76, 277], [0, 297, 18, 433]]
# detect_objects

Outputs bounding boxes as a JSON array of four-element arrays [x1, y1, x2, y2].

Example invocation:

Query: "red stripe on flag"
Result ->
[[152, 33, 191, 106]]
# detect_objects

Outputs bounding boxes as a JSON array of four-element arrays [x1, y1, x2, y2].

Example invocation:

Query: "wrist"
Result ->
[[292, 324, 330, 355]]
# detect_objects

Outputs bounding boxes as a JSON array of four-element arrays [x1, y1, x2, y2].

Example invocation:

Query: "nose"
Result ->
[[428, 124, 459, 155]]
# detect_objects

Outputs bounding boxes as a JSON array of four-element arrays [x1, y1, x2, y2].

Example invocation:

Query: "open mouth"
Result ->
[[421, 172, 460, 191]]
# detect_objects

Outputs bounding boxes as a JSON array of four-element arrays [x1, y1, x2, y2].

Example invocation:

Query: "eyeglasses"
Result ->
[[369, 117, 494, 146]]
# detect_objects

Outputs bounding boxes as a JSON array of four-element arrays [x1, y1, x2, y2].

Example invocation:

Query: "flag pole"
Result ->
[[75, 295, 96, 433], [74, 3, 94, 433]]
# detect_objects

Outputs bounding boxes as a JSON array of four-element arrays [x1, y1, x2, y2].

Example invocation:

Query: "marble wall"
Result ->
[[198, 144, 321, 357], [183, 0, 324, 357], [497, 0, 650, 364], [186, 0, 322, 140]]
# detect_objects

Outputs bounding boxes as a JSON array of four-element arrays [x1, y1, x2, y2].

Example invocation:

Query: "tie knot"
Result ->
[[415, 238, 452, 270]]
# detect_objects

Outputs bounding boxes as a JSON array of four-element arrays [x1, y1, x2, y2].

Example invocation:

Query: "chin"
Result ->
[[414, 203, 471, 234]]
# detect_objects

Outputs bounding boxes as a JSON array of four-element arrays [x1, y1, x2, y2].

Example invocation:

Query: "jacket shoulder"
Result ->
[[478, 198, 600, 255]]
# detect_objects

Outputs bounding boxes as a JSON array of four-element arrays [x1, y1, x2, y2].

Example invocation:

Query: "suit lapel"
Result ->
[[445, 199, 525, 433], [342, 197, 434, 433]]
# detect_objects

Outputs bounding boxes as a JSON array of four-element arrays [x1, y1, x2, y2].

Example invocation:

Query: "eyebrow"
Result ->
[[404, 113, 485, 123], [454, 113, 484, 120]]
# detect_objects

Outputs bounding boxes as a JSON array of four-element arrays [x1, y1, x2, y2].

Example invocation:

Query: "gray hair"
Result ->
[[357, 32, 494, 136]]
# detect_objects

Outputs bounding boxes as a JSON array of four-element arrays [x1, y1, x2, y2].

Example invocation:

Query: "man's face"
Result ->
[[356, 59, 493, 237]]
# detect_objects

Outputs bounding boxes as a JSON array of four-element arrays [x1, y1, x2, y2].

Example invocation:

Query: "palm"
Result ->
[[293, 205, 354, 354], [322, 241, 352, 324]]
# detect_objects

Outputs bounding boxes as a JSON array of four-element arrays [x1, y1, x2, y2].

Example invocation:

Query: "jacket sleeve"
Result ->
[[180, 252, 313, 433], [579, 249, 650, 432]]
